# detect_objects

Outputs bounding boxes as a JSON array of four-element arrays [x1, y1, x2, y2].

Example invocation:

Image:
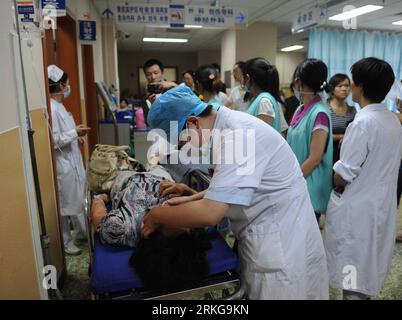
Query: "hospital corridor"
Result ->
[[1, 0, 402, 303]]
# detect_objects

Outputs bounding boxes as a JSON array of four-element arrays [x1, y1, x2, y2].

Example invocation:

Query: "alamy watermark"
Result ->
[[42, 265, 58, 290], [342, 265, 357, 290]]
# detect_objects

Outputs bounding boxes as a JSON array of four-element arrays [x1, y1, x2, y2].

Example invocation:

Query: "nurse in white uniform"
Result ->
[[141, 85, 329, 300], [48, 65, 89, 255], [324, 58, 402, 300]]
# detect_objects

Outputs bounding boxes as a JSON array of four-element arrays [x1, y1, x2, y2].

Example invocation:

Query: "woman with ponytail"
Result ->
[[242, 57, 287, 133], [194, 65, 224, 110], [286, 59, 333, 223]]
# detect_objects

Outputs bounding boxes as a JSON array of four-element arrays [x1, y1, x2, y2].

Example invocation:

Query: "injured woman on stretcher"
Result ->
[[90, 169, 212, 291]]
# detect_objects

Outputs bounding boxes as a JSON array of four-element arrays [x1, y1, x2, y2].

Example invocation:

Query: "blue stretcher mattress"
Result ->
[[91, 230, 239, 294]]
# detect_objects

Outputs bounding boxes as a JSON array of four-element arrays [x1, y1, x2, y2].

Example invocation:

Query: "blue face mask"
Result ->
[[63, 85, 71, 99], [244, 83, 250, 93]]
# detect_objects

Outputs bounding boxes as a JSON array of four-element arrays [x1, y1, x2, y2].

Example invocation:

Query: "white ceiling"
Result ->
[[92, 0, 402, 53]]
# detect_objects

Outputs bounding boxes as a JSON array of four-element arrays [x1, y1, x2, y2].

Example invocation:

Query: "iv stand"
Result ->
[[13, 0, 63, 300]]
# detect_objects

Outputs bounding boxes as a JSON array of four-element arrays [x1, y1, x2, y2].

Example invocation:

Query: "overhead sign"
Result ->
[[292, 6, 327, 34], [17, 0, 37, 24], [41, 0, 66, 17], [102, 8, 114, 19], [185, 6, 248, 28], [170, 4, 185, 28], [114, 2, 247, 29], [115, 3, 169, 25], [79, 20, 96, 42]]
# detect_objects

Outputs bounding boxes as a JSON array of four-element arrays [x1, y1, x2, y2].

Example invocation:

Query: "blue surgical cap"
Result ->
[[147, 84, 209, 142]]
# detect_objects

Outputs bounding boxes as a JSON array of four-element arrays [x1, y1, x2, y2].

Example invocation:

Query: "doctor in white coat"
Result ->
[[141, 85, 329, 300], [48, 65, 89, 255], [324, 58, 402, 300]]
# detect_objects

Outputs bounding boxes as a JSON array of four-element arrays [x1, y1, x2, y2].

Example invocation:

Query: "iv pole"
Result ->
[[12, 0, 62, 300]]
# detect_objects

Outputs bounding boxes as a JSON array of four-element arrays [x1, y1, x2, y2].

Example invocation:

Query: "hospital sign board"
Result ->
[[114, 2, 247, 28], [185, 6, 248, 28], [115, 2, 170, 25], [17, 1, 37, 24], [79, 20, 96, 42], [292, 6, 327, 34], [41, 0, 66, 17]]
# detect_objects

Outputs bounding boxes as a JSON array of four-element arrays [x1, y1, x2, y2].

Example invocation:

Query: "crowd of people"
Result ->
[[48, 54, 402, 300]]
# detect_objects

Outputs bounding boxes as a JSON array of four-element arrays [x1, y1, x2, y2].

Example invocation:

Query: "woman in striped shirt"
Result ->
[[327, 74, 356, 164]]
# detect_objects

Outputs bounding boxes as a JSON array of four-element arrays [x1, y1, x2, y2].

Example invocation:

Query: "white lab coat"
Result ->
[[324, 104, 402, 296], [204, 107, 329, 300], [51, 99, 86, 217]]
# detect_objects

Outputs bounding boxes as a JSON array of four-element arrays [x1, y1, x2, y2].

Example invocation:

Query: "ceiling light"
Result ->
[[392, 20, 402, 25], [143, 37, 188, 43], [184, 25, 203, 29], [329, 5, 383, 21], [281, 45, 304, 52]]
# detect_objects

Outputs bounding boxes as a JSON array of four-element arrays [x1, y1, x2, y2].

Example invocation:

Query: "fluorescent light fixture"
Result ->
[[281, 45, 304, 52], [184, 24, 203, 29], [329, 5, 383, 21], [392, 20, 402, 25], [143, 37, 188, 43]]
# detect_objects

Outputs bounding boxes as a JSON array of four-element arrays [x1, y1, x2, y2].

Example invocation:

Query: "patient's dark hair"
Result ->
[[130, 229, 211, 291]]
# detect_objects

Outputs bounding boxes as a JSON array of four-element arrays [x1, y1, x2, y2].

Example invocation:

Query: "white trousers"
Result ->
[[61, 214, 87, 247]]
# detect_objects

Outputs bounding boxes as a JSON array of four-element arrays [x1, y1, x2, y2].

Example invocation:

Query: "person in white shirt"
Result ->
[[48, 65, 89, 255], [324, 58, 402, 300], [227, 61, 249, 112], [143, 85, 329, 300]]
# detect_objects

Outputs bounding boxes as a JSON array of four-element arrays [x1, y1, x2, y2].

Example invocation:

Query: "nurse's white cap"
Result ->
[[48, 65, 65, 82]]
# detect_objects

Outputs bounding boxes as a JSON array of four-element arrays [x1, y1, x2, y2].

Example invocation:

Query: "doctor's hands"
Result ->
[[159, 181, 197, 198], [76, 125, 91, 137], [162, 190, 207, 207]]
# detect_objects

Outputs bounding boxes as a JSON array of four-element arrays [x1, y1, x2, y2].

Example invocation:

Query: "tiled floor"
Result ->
[[61, 204, 402, 300]]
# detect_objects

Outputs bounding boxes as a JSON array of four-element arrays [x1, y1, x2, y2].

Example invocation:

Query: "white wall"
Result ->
[[0, 1, 20, 132], [236, 22, 277, 65], [276, 51, 307, 86], [221, 30, 236, 88], [197, 50, 221, 67]]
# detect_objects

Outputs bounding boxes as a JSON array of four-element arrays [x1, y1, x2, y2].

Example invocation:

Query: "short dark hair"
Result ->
[[351, 57, 395, 103], [194, 65, 219, 93], [49, 72, 68, 94], [182, 70, 194, 78], [130, 229, 211, 291], [143, 59, 164, 73], [329, 74, 350, 95], [293, 59, 329, 94], [244, 57, 281, 103]]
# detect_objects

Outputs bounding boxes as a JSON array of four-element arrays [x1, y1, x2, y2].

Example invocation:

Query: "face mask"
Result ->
[[185, 123, 211, 161], [294, 87, 315, 102], [63, 85, 71, 99], [293, 88, 301, 101]]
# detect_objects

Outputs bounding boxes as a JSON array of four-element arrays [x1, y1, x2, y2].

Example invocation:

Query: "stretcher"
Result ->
[[84, 170, 246, 300]]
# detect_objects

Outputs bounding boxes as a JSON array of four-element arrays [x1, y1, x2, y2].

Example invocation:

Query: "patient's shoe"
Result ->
[[65, 241, 82, 256]]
